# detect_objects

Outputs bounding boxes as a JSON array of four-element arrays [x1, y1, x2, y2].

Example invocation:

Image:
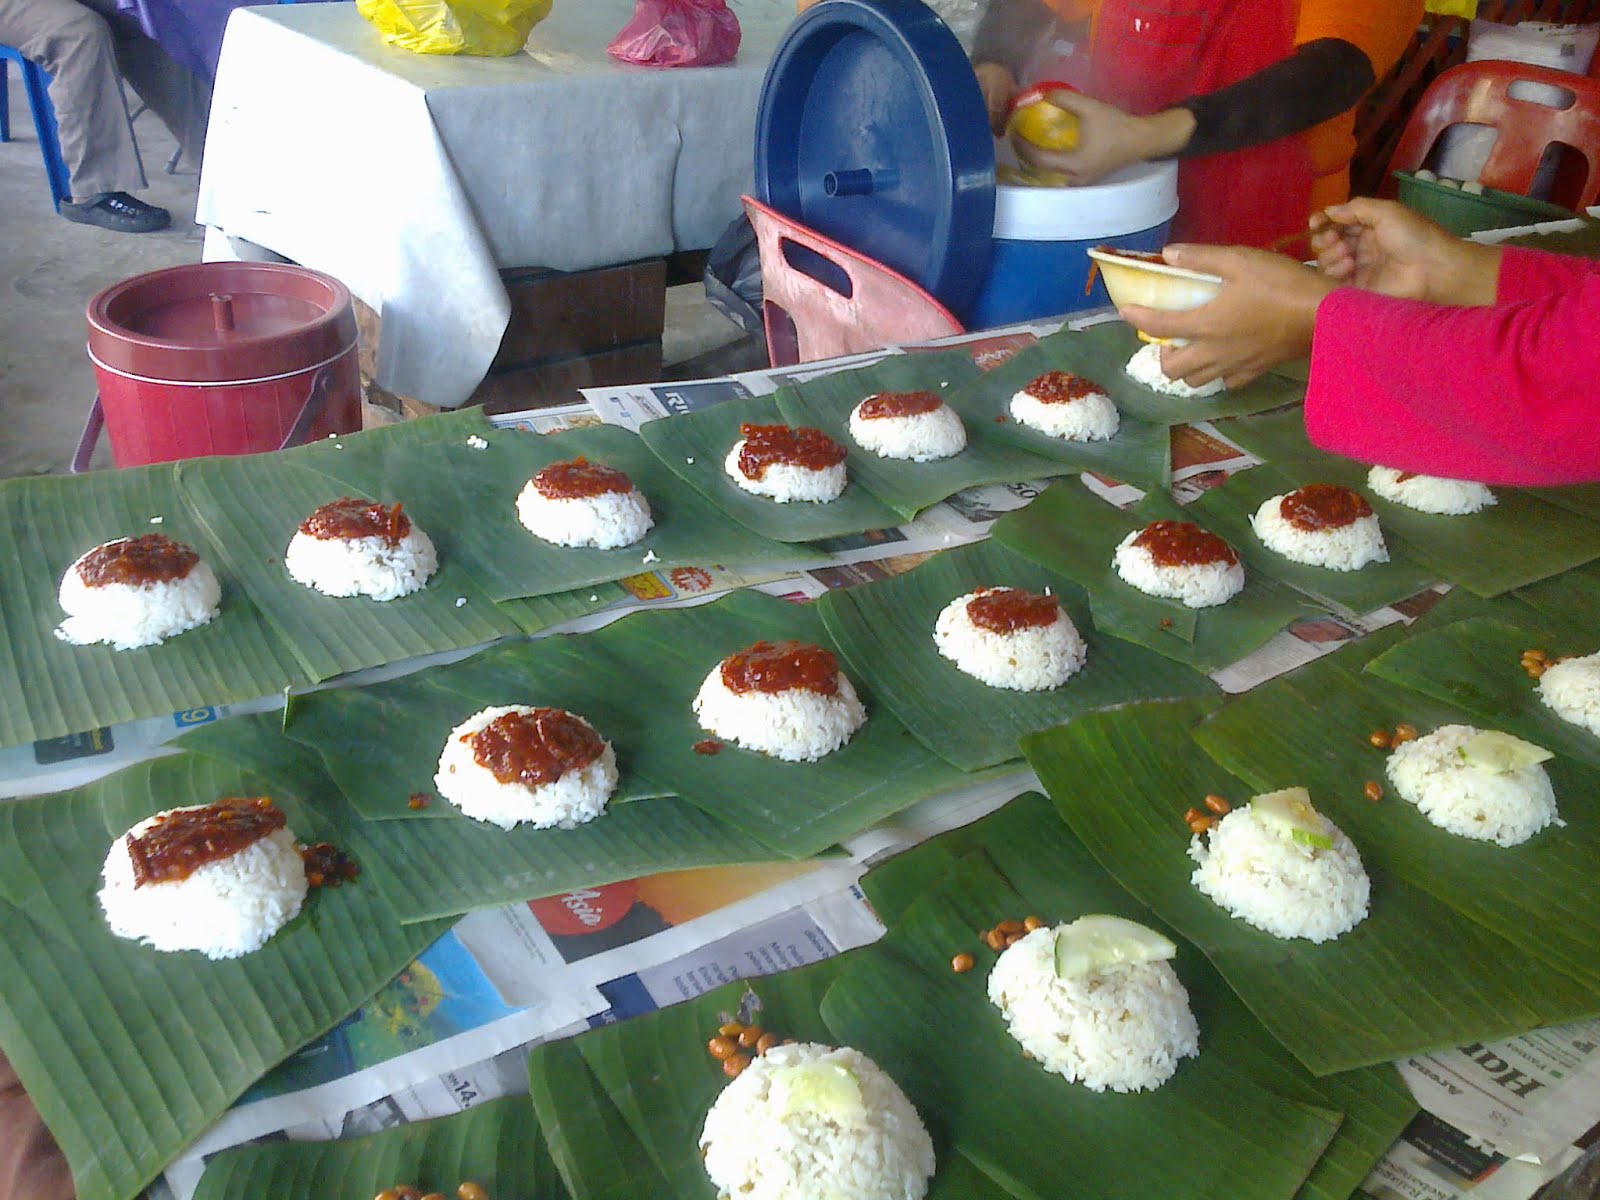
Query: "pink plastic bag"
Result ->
[[606, 0, 741, 68]]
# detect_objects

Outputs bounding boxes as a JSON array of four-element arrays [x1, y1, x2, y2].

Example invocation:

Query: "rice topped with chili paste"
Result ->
[[516, 457, 654, 548], [933, 586, 1087, 690], [285, 496, 437, 601], [1008, 370, 1119, 441], [693, 640, 866, 761], [98, 797, 309, 959], [55, 533, 222, 650], [725, 424, 849, 503], [848, 391, 967, 461], [434, 705, 619, 830]]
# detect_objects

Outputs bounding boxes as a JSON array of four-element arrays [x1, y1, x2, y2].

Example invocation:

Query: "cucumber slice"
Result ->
[[1052, 914, 1177, 980], [1252, 787, 1334, 851], [1458, 730, 1554, 774]]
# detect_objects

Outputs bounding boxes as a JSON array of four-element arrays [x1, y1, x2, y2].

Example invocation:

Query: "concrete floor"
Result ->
[[0, 66, 752, 480]]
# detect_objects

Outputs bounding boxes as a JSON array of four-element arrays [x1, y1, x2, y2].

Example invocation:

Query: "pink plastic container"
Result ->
[[79, 262, 361, 470]]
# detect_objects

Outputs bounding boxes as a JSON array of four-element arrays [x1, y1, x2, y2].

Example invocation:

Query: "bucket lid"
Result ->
[[754, 0, 995, 319], [86, 262, 357, 383], [993, 158, 1179, 241]]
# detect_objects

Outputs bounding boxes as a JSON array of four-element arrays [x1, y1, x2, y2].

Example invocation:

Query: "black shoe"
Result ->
[[59, 192, 172, 233]]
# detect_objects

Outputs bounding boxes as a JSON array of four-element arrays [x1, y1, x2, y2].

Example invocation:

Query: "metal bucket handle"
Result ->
[[70, 363, 339, 474]]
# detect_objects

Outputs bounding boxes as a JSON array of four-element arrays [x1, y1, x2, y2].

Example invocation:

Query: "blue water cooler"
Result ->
[[754, 0, 1179, 330]]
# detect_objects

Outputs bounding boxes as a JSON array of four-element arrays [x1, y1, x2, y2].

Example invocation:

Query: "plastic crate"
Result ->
[[1394, 170, 1575, 235]]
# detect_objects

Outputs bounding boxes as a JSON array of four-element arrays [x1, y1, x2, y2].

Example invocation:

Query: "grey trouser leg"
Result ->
[[0, 0, 146, 198], [79, 0, 210, 168]]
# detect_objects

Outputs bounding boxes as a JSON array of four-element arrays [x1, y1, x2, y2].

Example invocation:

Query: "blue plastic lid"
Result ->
[[754, 0, 996, 320]]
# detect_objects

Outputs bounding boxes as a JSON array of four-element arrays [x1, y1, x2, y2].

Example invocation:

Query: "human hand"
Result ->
[[973, 62, 1016, 137], [1011, 91, 1194, 185], [1309, 197, 1500, 306], [1120, 244, 1335, 388]]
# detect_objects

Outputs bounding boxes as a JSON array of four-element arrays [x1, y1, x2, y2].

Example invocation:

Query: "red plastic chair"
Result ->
[[1386, 60, 1600, 209], [741, 195, 963, 368]]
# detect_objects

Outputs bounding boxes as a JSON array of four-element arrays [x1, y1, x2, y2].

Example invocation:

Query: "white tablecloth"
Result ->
[[196, 1, 795, 406]]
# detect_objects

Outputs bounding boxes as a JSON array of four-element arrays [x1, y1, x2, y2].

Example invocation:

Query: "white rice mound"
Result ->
[[1386, 723, 1559, 847], [987, 927, 1199, 1093], [515, 480, 653, 549], [1188, 804, 1369, 942], [1111, 530, 1245, 609], [434, 705, 618, 831], [1538, 652, 1600, 739], [1251, 494, 1388, 571], [932, 589, 1087, 691], [724, 440, 847, 503], [1367, 466, 1496, 516], [1125, 341, 1225, 398], [699, 1042, 935, 1200], [1008, 383, 1120, 441], [848, 399, 967, 461], [284, 524, 437, 601], [693, 662, 866, 762], [55, 545, 221, 650], [98, 806, 308, 959]]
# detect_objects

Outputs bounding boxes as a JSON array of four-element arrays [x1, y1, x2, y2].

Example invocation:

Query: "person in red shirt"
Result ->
[[1120, 197, 1600, 487], [973, 0, 1422, 247]]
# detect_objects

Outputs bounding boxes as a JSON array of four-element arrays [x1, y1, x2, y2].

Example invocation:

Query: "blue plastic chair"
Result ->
[[0, 45, 72, 211]]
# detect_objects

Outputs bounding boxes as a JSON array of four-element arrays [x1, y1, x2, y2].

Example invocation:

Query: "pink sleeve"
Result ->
[[1303, 270, 1600, 487], [1496, 245, 1600, 302]]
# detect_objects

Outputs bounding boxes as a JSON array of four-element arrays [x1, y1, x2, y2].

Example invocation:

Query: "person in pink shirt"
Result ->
[[1120, 197, 1600, 487]]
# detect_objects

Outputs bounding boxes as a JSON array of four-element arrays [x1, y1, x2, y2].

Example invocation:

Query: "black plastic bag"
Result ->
[[703, 213, 764, 337]]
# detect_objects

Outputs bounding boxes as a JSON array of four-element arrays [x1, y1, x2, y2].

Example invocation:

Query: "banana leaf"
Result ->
[[1541, 484, 1600, 521], [768, 350, 1082, 518], [935, 336, 1174, 488], [1192, 627, 1600, 994], [1047, 321, 1307, 424], [637, 394, 903, 542], [192, 1095, 562, 1200], [1218, 408, 1600, 596], [1365, 617, 1600, 771], [0, 462, 309, 750], [285, 635, 676, 821], [821, 853, 1342, 1200], [571, 589, 981, 858], [495, 582, 629, 635], [816, 538, 1216, 770], [1515, 560, 1600, 642], [176, 450, 521, 682], [528, 1039, 678, 1200], [180, 712, 783, 924], [855, 793, 1417, 1200], [1183, 465, 1438, 617], [990, 479, 1323, 671], [329, 420, 794, 602], [1022, 698, 1600, 1074], [0, 752, 449, 1200], [1500, 220, 1600, 258]]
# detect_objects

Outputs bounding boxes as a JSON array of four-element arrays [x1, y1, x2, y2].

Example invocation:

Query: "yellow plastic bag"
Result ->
[[356, 0, 554, 56]]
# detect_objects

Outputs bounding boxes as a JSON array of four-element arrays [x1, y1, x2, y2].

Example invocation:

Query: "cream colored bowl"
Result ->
[[1087, 247, 1223, 343]]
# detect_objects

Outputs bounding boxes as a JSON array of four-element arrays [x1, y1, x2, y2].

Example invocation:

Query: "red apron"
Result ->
[[1088, 0, 1313, 247]]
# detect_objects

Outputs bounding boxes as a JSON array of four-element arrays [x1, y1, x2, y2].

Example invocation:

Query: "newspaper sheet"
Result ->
[[1398, 1020, 1600, 1162], [1359, 1111, 1587, 1200]]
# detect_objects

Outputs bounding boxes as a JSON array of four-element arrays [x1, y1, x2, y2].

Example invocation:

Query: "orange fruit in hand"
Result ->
[[1008, 99, 1079, 150]]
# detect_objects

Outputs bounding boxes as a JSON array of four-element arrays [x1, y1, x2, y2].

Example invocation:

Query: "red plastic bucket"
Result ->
[[80, 262, 362, 470]]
